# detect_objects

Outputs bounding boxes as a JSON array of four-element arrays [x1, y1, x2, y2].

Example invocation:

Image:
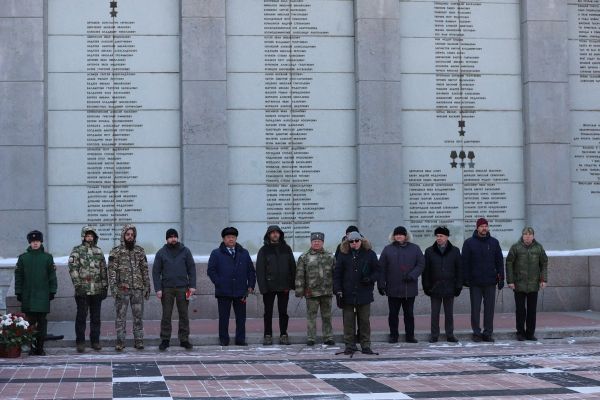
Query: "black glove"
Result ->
[[403, 275, 415, 282], [49, 293, 55, 300], [497, 281, 504, 290], [378, 287, 386, 296], [100, 289, 108, 300], [16, 294, 22, 302], [463, 280, 470, 288], [454, 288, 462, 297], [335, 292, 344, 309], [361, 276, 372, 286], [424, 288, 432, 297]]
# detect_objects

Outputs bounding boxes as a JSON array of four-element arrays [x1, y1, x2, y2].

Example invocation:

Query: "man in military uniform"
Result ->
[[295, 232, 335, 346], [108, 224, 150, 351], [68, 226, 108, 353], [14, 230, 57, 356]]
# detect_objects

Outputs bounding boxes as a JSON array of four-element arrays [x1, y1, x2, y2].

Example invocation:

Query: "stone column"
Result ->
[[181, 0, 228, 253], [521, 0, 571, 249], [0, 0, 45, 257], [354, 0, 402, 251]]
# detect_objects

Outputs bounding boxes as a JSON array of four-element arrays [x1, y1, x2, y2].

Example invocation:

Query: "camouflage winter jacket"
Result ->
[[108, 224, 150, 296], [68, 226, 108, 296], [295, 248, 334, 298]]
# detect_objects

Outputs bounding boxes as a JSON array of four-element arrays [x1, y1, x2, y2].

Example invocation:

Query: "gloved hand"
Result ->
[[497, 281, 504, 290], [378, 287, 386, 296], [403, 275, 415, 282], [49, 293, 55, 300], [75, 286, 87, 297], [335, 292, 343, 309], [100, 289, 108, 300], [463, 280, 470, 288], [361, 276, 372, 286], [16, 294, 22, 302], [424, 288, 432, 297], [454, 288, 462, 297], [143, 289, 150, 300]]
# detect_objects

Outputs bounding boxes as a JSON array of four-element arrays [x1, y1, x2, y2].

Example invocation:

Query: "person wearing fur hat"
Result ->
[[333, 231, 379, 355], [15, 230, 57, 355], [378, 226, 425, 343], [153, 228, 196, 351], [422, 226, 462, 343], [462, 218, 504, 342], [256, 225, 296, 345], [207, 227, 256, 346]]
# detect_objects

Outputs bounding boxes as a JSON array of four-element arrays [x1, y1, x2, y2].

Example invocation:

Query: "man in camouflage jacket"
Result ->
[[108, 224, 150, 350], [68, 226, 108, 352], [295, 232, 335, 346]]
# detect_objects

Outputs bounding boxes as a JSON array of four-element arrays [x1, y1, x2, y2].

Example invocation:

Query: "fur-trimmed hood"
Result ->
[[339, 237, 372, 254], [388, 230, 412, 243], [80, 226, 99, 245]]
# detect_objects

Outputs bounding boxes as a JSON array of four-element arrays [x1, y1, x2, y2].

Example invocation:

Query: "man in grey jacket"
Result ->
[[153, 228, 196, 351]]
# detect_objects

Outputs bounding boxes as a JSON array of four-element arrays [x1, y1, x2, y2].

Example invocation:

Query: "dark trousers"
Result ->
[[430, 296, 454, 338], [514, 291, 538, 337], [26, 312, 47, 350], [217, 296, 246, 344], [388, 296, 415, 337], [342, 303, 371, 348], [469, 285, 496, 336], [160, 287, 190, 342], [75, 294, 102, 344], [262, 291, 289, 336]]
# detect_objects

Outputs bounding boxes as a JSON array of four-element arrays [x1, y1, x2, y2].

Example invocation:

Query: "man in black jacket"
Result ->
[[256, 225, 296, 345], [422, 226, 462, 343], [152, 229, 196, 351], [334, 231, 379, 355]]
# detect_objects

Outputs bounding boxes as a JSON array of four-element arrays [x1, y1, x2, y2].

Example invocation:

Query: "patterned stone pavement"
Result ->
[[3, 338, 600, 399]]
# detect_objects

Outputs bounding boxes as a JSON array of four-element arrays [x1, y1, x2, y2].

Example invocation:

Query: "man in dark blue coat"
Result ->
[[378, 226, 425, 344], [207, 227, 256, 346], [462, 218, 504, 342], [334, 231, 379, 355]]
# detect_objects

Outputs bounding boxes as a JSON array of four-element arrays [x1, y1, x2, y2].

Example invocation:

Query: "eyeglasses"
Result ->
[[349, 239, 361, 243]]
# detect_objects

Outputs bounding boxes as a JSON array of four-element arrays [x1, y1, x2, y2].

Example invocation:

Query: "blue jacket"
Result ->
[[378, 241, 425, 298], [207, 242, 256, 297], [461, 230, 504, 286]]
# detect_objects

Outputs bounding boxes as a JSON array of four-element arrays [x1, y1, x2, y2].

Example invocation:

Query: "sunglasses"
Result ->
[[349, 239, 361, 243]]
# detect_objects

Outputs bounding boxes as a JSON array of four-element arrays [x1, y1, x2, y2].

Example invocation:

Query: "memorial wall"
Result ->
[[226, 0, 357, 252], [400, 0, 525, 249], [47, 0, 181, 254], [570, 0, 600, 248]]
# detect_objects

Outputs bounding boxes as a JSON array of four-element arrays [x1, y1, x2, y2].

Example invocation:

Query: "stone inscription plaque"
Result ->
[[227, 0, 356, 252], [400, 0, 525, 249], [569, 0, 600, 248], [47, 0, 180, 255]]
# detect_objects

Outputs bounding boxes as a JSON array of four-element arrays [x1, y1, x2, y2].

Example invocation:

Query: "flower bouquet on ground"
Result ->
[[0, 313, 35, 358]]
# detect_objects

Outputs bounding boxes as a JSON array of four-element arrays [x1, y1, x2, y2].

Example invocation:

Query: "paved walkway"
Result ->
[[44, 311, 600, 347], [4, 336, 600, 399]]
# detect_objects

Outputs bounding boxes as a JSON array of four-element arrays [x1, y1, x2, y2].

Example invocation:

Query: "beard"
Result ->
[[167, 242, 177, 248], [125, 238, 135, 250]]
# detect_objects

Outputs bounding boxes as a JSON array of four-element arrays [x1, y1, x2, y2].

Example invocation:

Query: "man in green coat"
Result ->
[[14, 230, 57, 355], [506, 227, 548, 341]]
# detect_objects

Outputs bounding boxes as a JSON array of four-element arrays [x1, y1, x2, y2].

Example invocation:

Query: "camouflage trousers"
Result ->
[[115, 289, 145, 343], [306, 295, 333, 342]]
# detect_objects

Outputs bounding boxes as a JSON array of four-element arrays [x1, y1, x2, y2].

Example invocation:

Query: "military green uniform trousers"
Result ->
[[306, 295, 333, 342], [343, 303, 371, 348]]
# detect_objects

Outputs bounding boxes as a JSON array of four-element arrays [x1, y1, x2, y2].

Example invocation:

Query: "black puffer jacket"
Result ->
[[422, 241, 463, 297], [333, 238, 379, 305], [256, 226, 296, 293]]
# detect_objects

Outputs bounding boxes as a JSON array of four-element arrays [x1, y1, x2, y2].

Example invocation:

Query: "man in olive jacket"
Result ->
[[256, 225, 296, 345], [506, 227, 548, 341], [422, 226, 462, 343], [15, 230, 57, 355]]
